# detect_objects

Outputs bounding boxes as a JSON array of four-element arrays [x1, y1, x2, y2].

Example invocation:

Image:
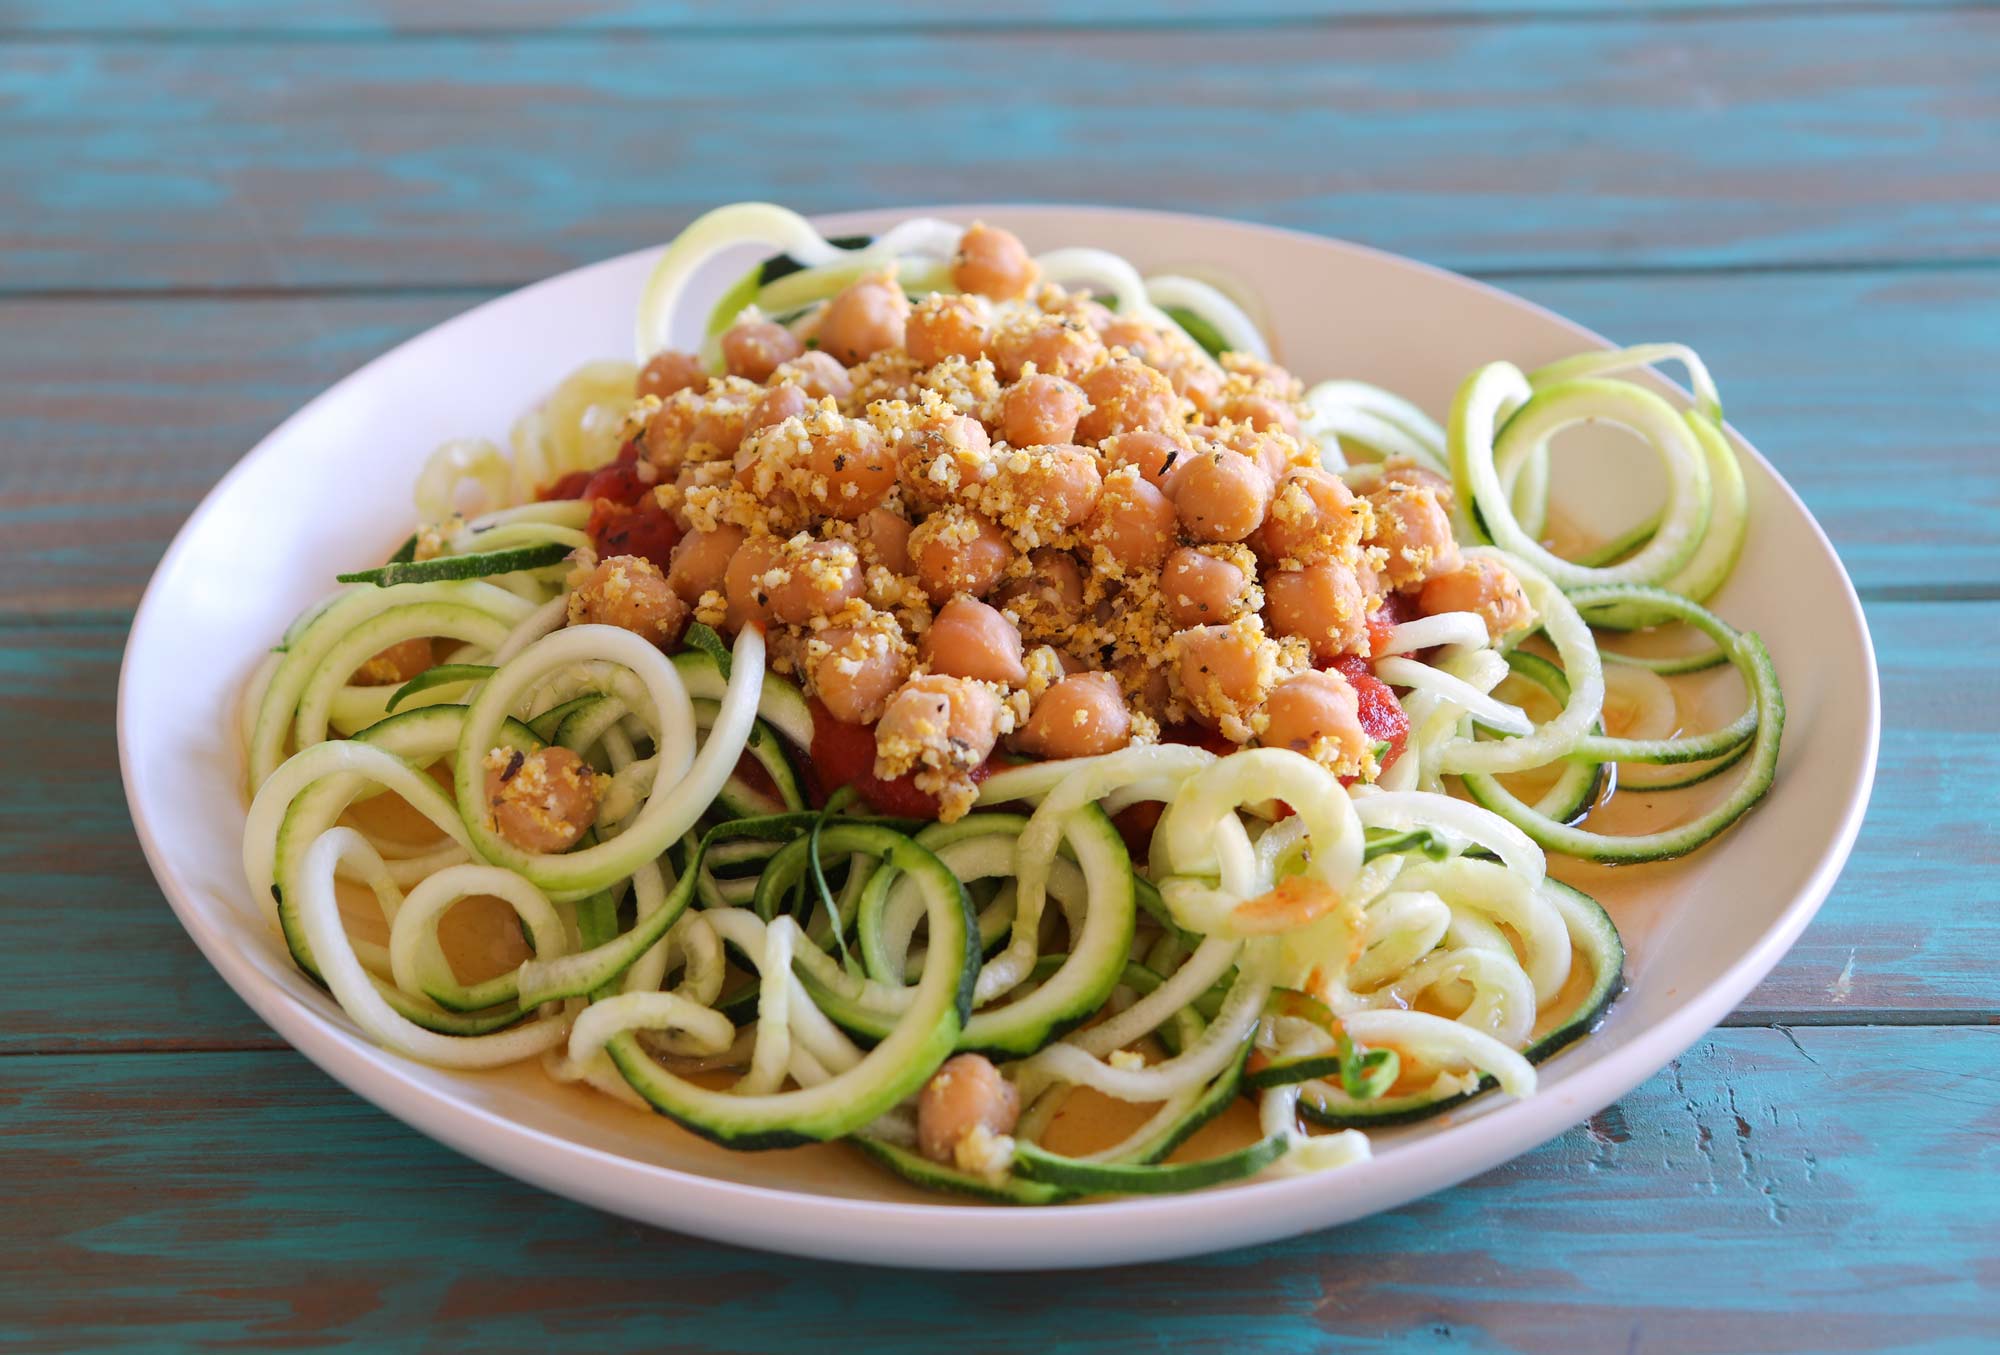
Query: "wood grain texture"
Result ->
[[1, 601, 1989, 1055], [0, 626, 272, 1051], [3, 12, 1997, 291], [3, 1028, 1994, 1353], [2, 267, 1994, 616], [0, 0, 1969, 34], [2, 4, 1993, 1340]]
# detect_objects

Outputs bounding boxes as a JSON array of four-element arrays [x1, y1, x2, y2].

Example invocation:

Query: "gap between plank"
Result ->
[[5, 256, 2000, 306], [0, 2, 1988, 44], [1724, 1009, 2000, 1029]]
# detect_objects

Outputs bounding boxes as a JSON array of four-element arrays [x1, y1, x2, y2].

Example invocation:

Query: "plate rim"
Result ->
[[117, 204, 1880, 1269]]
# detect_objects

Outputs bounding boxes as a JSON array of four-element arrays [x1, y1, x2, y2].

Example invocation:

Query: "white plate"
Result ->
[[119, 206, 1878, 1270]]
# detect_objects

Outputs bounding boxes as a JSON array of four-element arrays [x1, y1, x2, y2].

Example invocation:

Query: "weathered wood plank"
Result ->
[[0, 601, 1990, 1053], [1736, 600, 2000, 1019], [0, 0, 1964, 34], [3, 13, 1996, 290], [2, 267, 1994, 616], [2, 1028, 1993, 1351], [0, 626, 274, 1051]]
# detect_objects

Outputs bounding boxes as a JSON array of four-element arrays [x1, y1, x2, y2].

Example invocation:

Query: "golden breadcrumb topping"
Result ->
[[587, 230, 1471, 815]]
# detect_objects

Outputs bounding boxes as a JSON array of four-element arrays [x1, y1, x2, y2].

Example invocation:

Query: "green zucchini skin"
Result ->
[[851, 1138, 1074, 1205], [795, 806, 1136, 1058], [337, 542, 569, 587], [1108, 1037, 1255, 1169], [605, 825, 979, 1150], [1012, 1133, 1287, 1196], [386, 663, 495, 713]]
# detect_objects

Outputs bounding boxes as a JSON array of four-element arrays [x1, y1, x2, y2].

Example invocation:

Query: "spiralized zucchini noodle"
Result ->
[[241, 204, 1782, 1202]]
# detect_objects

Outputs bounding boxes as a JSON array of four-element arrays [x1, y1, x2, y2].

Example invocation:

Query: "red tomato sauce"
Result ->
[[804, 699, 991, 819], [539, 439, 681, 574], [1330, 653, 1410, 775]]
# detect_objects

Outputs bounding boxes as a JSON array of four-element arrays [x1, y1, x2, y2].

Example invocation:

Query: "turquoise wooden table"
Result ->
[[3, 3, 1996, 1350]]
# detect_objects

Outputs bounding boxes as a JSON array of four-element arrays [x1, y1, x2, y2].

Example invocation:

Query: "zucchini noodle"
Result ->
[[233, 205, 1786, 1205]]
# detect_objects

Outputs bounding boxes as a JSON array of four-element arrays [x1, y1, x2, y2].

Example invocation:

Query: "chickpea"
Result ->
[[667, 525, 745, 607], [1083, 466, 1177, 572], [993, 547, 1085, 623], [802, 414, 896, 520], [662, 460, 732, 531], [917, 1053, 1020, 1167], [643, 383, 759, 470], [1265, 561, 1369, 662], [1100, 429, 1187, 491], [353, 636, 434, 686], [1367, 482, 1462, 589], [1261, 670, 1370, 768], [1162, 546, 1250, 629], [856, 506, 913, 575], [636, 350, 708, 400], [1419, 556, 1536, 643], [722, 534, 785, 629], [483, 745, 603, 854], [1224, 391, 1300, 436], [1256, 466, 1367, 566], [810, 621, 914, 725], [905, 293, 989, 366], [921, 597, 1027, 685], [1218, 425, 1301, 483], [818, 272, 909, 366], [766, 539, 866, 627], [772, 350, 853, 403], [746, 382, 809, 437], [1017, 672, 1132, 759], [899, 413, 993, 512], [994, 443, 1101, 528], [1063, 297, 1116, 332], [690, 388, 755, 460], [991, 317, 1106, 382], [1175, 622, 1269, 726], [1001, 373, 1090, 447], [952, 223, 1039, 301], [1352, 552, 1385, 602], [567, 554, 689, 647], [1076, 359, 1179, 443], [1379, 458, 1454, 500], [1171, 360, 1225, 419], [876, 673, 1005, 776], [1173, 447, 1273, 543], [720, 320, 803, 383], [1099, 316, 1170, 361], [1223, 354, 1302, 398], [909, 507, 1015, 602]]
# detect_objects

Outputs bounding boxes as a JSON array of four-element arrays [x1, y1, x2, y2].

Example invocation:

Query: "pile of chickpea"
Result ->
[[563, 223, 1534, 819]]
